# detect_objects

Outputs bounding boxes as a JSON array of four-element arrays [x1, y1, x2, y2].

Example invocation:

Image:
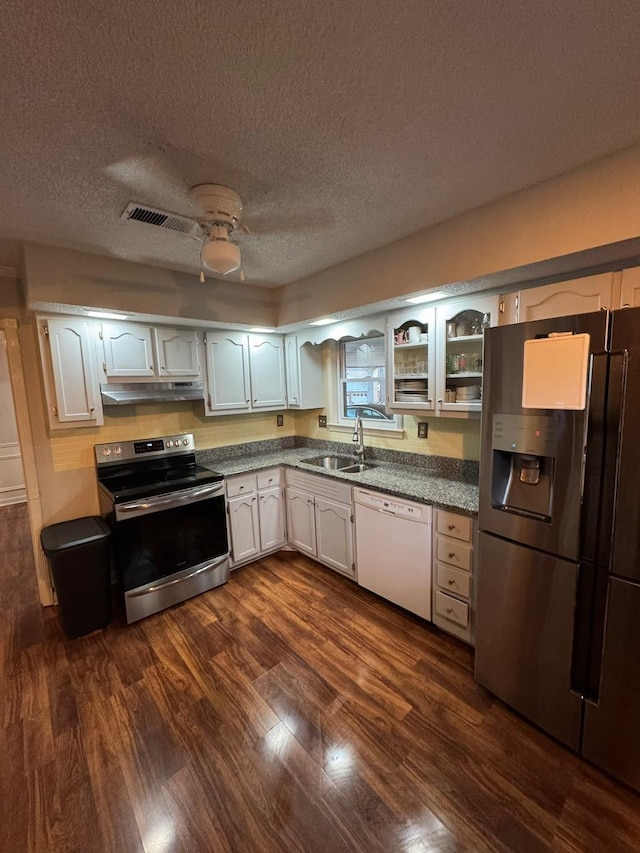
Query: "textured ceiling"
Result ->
[[1, 1, 640, 288]]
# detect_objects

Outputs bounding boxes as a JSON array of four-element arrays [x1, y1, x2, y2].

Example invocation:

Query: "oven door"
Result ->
[[113, 483, 229, 621]]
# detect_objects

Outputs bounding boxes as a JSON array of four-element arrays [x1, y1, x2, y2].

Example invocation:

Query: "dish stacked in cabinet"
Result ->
[[432, 509, 476, 644]]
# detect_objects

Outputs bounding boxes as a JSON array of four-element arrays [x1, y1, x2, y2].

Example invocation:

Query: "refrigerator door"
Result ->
[[608, 307, 640, 583], [582, 577, 640, 794], [475, 532, 582, 749], [479, 311, 608, 562]]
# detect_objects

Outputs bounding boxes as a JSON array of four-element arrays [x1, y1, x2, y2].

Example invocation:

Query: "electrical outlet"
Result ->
[[318, 414, 327, 428], [277, 414, 284, 427], [417, 422, 428, 439]]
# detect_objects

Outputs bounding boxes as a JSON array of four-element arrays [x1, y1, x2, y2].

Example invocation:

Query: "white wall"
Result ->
[[0, 331, 26, 505]]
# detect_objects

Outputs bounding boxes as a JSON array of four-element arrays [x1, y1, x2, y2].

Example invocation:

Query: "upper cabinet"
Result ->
[[100, 322, 201, 381], [285, 335, 323, 409], [517, 273, 618, 322], [387, 307, 437, 412], [387, 296, 499, 417], [37, 316, 103, 429], [153, 328, 200, 377], [203, 332, 285, 415], [620, 266, 640, 308]]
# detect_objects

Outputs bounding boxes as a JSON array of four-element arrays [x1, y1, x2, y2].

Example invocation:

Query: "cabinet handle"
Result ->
[[448, 552, 456, 559], [246, 399, 250, 404], [89, 407, 95, 413], [446, 607, 454, 615], [252, 497, 256, 502], [447, 579, 457, 586], [448, 524, 456, 530], [161, 365, 166, 370], [149, 365, 154, 370], [254, 399, 258, 402], [239, 485, 244, 490]]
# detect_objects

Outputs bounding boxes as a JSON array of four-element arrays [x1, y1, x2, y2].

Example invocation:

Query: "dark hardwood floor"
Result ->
[[2, 502, 640, 852]]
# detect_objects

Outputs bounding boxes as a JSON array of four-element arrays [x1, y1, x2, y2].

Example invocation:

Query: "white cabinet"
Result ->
[[101, 322, 201, 381], [285, 335, 324, 409], [432, 508, 476, 645], [620, 266, 640, 308], [285, 469, 355, 577], [249, 335, 286, 408], [226, 469, 286, 566], [37, 316, 103, 428], [203, 333, 285, 415], [435, 295, 499, 417], [101, 322, 156, 378], [153, 328, 200, 377], [386, 296, 498, 417], [517, 272, 618, 322], [386, 307, 436, 412]]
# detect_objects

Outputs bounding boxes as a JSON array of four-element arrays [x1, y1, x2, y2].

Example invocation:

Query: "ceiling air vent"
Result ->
[[121, 203, 203, 238]]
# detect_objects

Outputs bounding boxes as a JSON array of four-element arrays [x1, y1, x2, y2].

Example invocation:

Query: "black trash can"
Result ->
[[40, 516, 112, 639]]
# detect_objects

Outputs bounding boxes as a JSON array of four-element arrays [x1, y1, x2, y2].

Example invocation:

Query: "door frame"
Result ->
[[0, 319, 54, 605]]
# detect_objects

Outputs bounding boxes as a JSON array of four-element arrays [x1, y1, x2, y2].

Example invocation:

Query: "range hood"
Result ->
[[100, 381, 205, 406]]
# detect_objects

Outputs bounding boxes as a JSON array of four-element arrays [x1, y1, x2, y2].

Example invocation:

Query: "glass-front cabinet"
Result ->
[[386, 307, 437, 412], [435, 295, 500, 415], [387, 295, 500, 416]]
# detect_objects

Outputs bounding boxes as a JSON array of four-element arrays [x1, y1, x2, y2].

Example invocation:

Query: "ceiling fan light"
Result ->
[[201, 236, 241, 276]]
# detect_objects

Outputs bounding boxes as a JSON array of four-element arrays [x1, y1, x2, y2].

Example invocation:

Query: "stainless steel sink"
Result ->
[[304, 455, 376, 473]]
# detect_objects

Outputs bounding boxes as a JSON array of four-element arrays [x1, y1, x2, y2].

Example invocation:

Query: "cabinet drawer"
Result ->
[[436, 562, 471, 599], [257, 468, 281, 489], [435, 534, 473, 572], [226, 474, 257, 497], [435, 510, 473, 543], [435, 590, 469, 628]]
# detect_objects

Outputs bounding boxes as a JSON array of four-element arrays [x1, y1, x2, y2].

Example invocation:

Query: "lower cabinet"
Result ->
[[432, 508, 476, 644], [285, 469, 355, 578], [226, 469, 286, 567]]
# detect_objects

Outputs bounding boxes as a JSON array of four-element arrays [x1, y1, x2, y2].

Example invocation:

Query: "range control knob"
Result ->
[[183, 438, 189, 446], [166, 440, 174, 448], [103, 448, 111, 456], [114, 447, 122, 455], [174, 443, 181, 450]]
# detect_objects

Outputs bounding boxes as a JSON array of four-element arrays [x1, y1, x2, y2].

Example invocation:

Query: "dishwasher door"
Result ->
[[354, 488, 432, 619]]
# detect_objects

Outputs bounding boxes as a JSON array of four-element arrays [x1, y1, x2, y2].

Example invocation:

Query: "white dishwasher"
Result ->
[[354, 488, 432, 620]]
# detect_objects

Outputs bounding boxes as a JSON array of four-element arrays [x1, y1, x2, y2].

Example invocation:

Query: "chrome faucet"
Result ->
[[352, 416, 365, 462]]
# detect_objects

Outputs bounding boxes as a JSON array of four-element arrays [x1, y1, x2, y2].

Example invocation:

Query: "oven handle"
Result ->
[[127, 554, 228, 597], [118, 482, 224, 515]]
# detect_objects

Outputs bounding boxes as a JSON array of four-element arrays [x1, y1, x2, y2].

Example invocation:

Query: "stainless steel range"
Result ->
[[96, 433, 229, 623]]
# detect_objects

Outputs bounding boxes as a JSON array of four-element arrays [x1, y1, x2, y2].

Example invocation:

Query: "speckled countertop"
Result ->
[[197, 445, 478, 516]]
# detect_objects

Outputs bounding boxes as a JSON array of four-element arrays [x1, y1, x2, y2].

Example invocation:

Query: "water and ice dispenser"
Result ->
[[490, 414, 558, 523]]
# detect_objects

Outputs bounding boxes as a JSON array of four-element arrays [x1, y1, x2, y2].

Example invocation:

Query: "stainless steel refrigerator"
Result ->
[[476, 307, 640, 794]]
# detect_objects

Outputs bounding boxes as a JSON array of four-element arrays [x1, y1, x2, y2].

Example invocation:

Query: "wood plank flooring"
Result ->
[[2, 502, 640, 852]]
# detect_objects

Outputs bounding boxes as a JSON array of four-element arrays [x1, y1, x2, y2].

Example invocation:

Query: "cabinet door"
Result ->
[[387, 307, 436, 412], [258, 486, 286, 552], [285, 335, 301, 407], [286, 487, 316, 556], [315, 497, 354, 577], [620, 266, 640, 308], [102, 322, 156, 378], [518, 273, 616, 322], [435, 295, 499, 416], [249, 335, 286, 408], [205, 333, 251, 411], [154, 328, 200, 377], [228, 493, 260, 564], [45, 318, 102, 425]]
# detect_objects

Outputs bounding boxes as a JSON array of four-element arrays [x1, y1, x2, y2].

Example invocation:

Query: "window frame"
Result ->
[[336, 334, 401, 431]]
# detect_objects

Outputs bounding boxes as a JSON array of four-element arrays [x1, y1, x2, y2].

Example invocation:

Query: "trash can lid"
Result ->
[[40, 516, 111, 555]]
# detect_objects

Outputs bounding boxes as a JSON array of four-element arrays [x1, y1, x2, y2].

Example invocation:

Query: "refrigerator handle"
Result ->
[[598, 352, 626, 569]]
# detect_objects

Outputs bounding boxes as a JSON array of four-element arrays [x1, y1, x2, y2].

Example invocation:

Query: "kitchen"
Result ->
[[3, 2, 640, 851]]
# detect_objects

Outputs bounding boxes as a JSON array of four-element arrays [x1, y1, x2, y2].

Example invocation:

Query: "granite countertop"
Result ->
[[198, 447, 478, 516]]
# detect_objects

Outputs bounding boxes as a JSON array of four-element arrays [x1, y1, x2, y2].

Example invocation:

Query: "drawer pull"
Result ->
[[448, 524, 456, 531], [447, 579, 457, 586], [448, 552, 456, 559], [446, 607, 454, 614]]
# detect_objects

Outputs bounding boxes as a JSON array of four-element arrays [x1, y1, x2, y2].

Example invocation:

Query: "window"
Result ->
[[338, 335, 399, 427]]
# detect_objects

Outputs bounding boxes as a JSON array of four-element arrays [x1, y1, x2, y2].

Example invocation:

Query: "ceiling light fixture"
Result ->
[[405, 291, 449, 305], [189, 184, 244, 283], [249, 327, 275, 333], [309, 318, 338, 326]]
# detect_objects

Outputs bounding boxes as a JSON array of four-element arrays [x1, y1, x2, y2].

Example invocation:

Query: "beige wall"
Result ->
[[23, 242, 278, 328], [277, 145, 640, 324]]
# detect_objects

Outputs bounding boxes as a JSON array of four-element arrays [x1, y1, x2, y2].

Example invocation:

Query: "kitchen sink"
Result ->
[[304, 455, 377, 473]]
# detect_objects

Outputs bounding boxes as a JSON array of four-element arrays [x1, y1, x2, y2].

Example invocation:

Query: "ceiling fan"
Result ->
[[121, 183, 248, 282]]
